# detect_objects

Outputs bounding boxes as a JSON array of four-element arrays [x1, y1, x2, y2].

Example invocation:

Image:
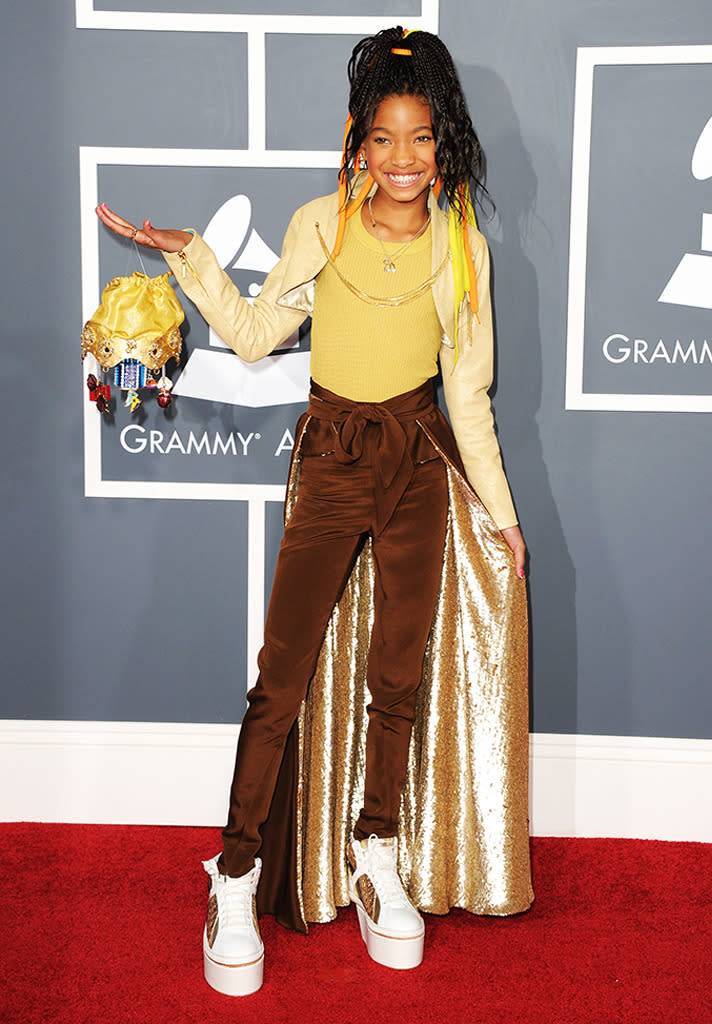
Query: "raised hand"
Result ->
[[95, 204, 193, 253]]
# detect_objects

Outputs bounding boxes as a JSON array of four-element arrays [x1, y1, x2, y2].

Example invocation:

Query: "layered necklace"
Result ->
[[367, 195, 430, 273]]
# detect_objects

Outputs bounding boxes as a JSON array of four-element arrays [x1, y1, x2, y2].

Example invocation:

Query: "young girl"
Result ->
[[97, 26, 532, 996]]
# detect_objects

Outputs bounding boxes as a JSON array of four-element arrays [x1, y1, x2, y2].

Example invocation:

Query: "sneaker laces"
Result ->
[[217, 871, 256, 930], [365, 836, 410, 908]]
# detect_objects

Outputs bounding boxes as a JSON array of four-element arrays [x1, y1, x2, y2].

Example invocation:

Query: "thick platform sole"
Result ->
[[354, 902, 424, 970], [203, 946, 264, 996]]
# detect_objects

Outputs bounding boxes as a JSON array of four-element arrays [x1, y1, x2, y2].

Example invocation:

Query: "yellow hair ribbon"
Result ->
[[448, 182, 480, 365], [458, 184, 480, 321], [448, 202, 465, 365]]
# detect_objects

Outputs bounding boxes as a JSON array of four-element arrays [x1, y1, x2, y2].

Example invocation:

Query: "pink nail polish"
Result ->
[[146, 220, 152, 228], [518, 569, 525, 579], [101, 203, 107, 209]]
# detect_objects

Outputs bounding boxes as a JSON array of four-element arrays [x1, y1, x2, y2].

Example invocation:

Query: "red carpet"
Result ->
[[1, 825, 710, 1023]]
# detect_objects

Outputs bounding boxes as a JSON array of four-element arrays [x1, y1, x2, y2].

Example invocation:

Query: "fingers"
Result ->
[[95, 205, 160, 249], [511, 539, 526, 579], [95, 203, 133, 235], [139, 218, 161, 249], [499, 525, 527, 580]]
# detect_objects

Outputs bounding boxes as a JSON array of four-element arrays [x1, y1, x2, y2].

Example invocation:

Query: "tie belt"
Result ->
[[306, 379, 436, 534]]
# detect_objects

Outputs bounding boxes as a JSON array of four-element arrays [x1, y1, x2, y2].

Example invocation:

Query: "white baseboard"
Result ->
[[1, 721, 711, 842], [529, 733, 712, 842]]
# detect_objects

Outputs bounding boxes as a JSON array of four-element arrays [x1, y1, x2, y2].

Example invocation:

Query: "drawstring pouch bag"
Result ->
[[81, 269, 184, 414]]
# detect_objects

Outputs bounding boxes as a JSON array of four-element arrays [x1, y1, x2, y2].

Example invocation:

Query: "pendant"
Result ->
[[124, 389, 141, 412], [383, 258, 397, 273]]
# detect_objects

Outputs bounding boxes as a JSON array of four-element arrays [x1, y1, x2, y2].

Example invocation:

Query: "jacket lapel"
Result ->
[[276, 193, 340, 314]]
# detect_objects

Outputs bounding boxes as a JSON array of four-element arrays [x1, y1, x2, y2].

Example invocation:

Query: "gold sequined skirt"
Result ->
[[256, 412, 533, 931]]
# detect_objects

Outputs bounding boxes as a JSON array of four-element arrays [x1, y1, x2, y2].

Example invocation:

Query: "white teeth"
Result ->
[[387, 173, 420, 184]]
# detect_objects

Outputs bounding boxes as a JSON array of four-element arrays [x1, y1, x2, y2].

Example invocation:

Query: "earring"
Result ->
[[359, 153, 368, 171]]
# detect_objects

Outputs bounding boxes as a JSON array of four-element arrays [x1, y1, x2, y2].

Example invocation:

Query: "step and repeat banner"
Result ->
[[1, 0, 710, 744]]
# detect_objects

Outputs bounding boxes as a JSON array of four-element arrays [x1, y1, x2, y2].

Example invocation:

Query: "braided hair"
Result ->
[[343, 27, 488, 220]]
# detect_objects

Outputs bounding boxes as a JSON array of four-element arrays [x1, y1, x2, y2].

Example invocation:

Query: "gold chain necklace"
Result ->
[[315, 225, 448, 307], [367, 196, 431, 273]]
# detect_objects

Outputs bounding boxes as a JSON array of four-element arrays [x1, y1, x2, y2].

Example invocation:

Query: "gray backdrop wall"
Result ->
[[2, 0, 711, 742]]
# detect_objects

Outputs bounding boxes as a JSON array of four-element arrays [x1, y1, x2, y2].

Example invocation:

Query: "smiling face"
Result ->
[[360, 93, 438, 217]]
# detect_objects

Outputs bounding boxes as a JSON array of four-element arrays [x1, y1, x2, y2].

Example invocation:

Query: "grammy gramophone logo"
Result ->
[[172, 195, 311, 407], [658, 114, 712, 310]]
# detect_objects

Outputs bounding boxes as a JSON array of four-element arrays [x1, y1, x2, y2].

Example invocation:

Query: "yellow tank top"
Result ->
[[310, 206, 441, 402]]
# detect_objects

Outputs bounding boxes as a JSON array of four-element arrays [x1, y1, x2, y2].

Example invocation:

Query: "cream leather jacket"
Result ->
[[163, 182, 517, 529]]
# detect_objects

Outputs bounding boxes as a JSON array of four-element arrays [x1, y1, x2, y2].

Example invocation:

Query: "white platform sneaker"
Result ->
[[202, 855, 264, 996], [348, 835, 425, 970]]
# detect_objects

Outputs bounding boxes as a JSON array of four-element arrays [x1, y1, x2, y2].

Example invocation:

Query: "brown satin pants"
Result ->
[[221, 382, 449, 878]]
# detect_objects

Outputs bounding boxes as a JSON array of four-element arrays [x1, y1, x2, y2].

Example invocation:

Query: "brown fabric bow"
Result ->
[[306, 379, 435, 534]]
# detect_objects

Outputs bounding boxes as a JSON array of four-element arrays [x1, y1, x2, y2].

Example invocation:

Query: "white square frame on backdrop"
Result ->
[[565, 44, 712, 413], [78, 146, 344, 503]]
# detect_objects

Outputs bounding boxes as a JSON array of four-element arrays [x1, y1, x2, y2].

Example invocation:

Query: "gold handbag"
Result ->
[[81, 271, 184, 413]]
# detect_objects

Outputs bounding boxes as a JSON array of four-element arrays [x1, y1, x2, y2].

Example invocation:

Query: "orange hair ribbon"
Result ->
[[333, 114, 352, 258], [392, 27, 417, 54], [332, 113, 374, 259]]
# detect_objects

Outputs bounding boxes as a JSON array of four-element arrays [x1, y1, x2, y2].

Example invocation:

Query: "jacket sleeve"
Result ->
[[161, 207, 309, 363], [440, 232, 518, 530]]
